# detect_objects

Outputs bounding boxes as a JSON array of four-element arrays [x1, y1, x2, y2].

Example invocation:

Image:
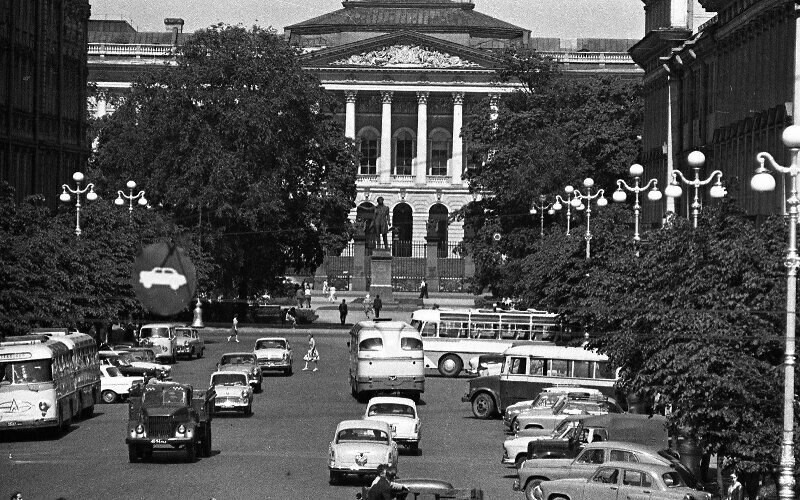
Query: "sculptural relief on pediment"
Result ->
[[332, 45, 481, 68]]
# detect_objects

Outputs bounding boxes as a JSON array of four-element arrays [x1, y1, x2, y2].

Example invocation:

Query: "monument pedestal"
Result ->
[[369, 248, 394, 304]]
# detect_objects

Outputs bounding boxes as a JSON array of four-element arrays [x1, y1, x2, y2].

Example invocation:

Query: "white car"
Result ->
[[253, 337, 293, 375], [100, 365, 144, 403], [328, 419, 398, 484], [209, 371, 253, 415], [103, 349, 172, 380], [363, 396, 421, 452], [139, 267, 187, 290]]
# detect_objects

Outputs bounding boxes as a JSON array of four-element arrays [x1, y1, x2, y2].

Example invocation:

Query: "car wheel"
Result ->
[[185, 441, 196, 462], [524, 478, 544, 500], [203, 426, 212, 457], [515, 454, 527, 469], [101, 390, 117, 404], [197, 348, 204, 358], [329, 471, 339, 485], [245, 404, 253, 416], [128, 444, 139, 463], [471, 393, 496, 419], [286, 365, 293, 376], [255, 382, 262, 393], [437, 354, 463, 377]]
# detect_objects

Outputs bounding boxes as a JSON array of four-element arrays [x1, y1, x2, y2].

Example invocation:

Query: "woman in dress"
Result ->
[[303, 333, 319, 372]]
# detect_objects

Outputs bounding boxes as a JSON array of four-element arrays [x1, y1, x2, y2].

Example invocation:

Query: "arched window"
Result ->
[[429, 128, 451, 177], [392, 203, 413, 257], [429, 203, 449, 251], [393, 129, 415, 176], [357, 127, 380, 175]]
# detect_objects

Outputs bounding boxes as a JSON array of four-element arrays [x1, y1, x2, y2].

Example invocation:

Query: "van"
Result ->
[[347, 320, 424, 402], [138, 323, 178, 364]]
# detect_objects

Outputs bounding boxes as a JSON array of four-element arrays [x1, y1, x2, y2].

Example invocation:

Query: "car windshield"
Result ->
[[256, 340, 286, 350], [211, 373, 248, 386], [531, 393, 563, 408], [177, 330, 193, 338], [142, 386, 187, 406], [105, 366, 122, 377], [368, 403, 415, 418], [336, 428, 390, 444], [116, 352, 134, 364], [221, 355, 255, 365], [141, 327, 170, 339], [129, 350, 156, 362], [0, 360, 53, 384]]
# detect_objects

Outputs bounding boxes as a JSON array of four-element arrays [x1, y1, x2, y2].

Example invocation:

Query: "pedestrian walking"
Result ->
[[328, 285, 337, 303], [304, 283, 312, 308], [295, 285, 304, 308], [227, 314, 239, 342], [322, 280, 329, 295], [285, 307, 297, 329], [419, 278, 428, 299], [373, 295, 383, 318], [302, 333, 319, 371], [339, 299, 348, 325], [363, 293, 373, 319], [724, 472, 743, 500]]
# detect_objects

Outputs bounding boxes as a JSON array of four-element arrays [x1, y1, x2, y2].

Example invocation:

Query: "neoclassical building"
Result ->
[[630, 0, 795, 223]]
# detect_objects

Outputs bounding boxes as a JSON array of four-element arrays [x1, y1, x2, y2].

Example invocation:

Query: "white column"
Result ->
[[416, 91, 429, 185], [344, 90, 357, 139], [451, 92, 464, 185], [665, 74, 679, 215], [380, 91, 393, 184]]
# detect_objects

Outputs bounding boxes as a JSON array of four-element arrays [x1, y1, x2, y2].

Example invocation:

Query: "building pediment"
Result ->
[[302, 30, 500, 70], [332, 44, 481, 68]]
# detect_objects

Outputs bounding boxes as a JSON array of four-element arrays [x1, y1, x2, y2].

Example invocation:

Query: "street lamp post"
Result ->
[[114, 180, 148, 223], [552, 185, 578, 235], [59, 171, 98, 236], [571, 178, 608, 260], [751, 124, 800, 500], [529, 194, 555, 237], [613, 163, 663, 242], [664, 151, 726, 228]]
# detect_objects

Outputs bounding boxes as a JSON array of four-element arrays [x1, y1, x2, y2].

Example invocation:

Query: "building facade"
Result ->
[[0, 0, 91, 205], [631, 0, 796, 223]]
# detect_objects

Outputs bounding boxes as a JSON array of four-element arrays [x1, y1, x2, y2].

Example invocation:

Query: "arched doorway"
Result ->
[[392, 202, 413, 257], [428, 203, 449, 256]]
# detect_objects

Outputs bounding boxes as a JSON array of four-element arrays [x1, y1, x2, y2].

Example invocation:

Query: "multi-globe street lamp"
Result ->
[[529, 194, 555, 237], [571, 178, 608, 260], [552, 185, 579, 236], [612, 163, 663, 243], [664, 151, 726, 228], [60, 171, 98, 236], [114, 180, 148, 223], [750, 124, 800, 500]]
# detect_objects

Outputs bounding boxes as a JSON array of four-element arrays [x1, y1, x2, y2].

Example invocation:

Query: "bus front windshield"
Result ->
[[0, 360, 53, 384]]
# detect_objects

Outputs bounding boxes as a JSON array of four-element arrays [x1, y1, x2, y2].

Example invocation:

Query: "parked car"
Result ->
[[253, 337, 293, 375], [216, 352, 263, 392], [513, 395, 623, 433], [174, 327, 204, 359], [363, 396, 421, 452], [99, 350, 170, 380], [209, 371, 253, 415], [116, 347, 174, 379], [530, 462, 711, 500], [504, 387, 606, 431], [465, 353, 504, 377], [100, 365, 143, 403], [328, 419, 398, 485], [514, 441, 698, 500], [137, 323, 178, 364], [503, 416, 586, 468]]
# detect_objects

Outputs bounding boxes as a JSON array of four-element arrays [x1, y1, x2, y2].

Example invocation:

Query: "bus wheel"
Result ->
[[438, 355, 463, 377], [471, 393, 496, 419]]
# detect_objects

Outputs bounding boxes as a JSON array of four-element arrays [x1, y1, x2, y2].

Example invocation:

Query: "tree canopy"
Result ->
[[91, 25, 358, 298]]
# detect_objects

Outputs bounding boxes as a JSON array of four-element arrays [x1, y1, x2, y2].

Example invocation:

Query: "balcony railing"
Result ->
[[88, 43, 176, 58], [538, 51, 635, 65]]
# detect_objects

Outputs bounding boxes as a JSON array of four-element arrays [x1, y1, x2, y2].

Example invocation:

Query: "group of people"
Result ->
[[295, 282, 314, 309], [322, 280, 338, 303], [360, 464, 409, 500], [362, 293, 383, 319]]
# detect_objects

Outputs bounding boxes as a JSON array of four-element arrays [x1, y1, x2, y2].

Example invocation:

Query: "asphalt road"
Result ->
[[0, 325, 519, 499]]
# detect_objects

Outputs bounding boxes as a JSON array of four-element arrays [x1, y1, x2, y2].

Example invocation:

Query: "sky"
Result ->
[[89, 0, 648, 41]]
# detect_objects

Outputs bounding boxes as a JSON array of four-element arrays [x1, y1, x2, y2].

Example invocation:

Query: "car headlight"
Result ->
[[252, 367, 259, 376], [282, 352, 289, 360], [177, 424, 186, 434], [161, 345, 167, 352], [329, 448, 336, 466], [136, 424, 145, 434], [241, 390, 248, 398]]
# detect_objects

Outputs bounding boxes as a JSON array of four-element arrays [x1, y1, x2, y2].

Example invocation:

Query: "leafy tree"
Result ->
[[0, 182, 209, 337], [91, 24, 358, 298]]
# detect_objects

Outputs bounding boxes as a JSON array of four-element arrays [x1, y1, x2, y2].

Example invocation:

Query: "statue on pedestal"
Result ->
[[374, 197, 391, 250]]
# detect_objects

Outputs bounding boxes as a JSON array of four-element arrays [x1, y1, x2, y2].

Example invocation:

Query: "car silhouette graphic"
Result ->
[[139, 267, 187, 290]]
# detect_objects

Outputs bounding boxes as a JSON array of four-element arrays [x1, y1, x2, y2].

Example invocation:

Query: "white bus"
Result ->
[[410, 308, 560, 377], [0, 331, 100, 432], [347, 320, 425, 402], [462, 344, 619, 419]]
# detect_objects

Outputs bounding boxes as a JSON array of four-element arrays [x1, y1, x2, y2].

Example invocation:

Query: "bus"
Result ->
[[410, 308, 561, 377], [0, 330, 100, 432], [462, 344, 619, 419], [347, 320, 425, 402]]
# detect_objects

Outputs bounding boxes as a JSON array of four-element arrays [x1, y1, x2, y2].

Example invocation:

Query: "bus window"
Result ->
[[595, 362, 614, 379], [420, 322, 437, 338], [400, 337, 423, 350], [529, 358, 545, 375], [359, 338, 383, 351], [508, 357, 527, 375], [500, 325, 515, 340], [572, 361, 591, 378], [547, 360, 569, 377]]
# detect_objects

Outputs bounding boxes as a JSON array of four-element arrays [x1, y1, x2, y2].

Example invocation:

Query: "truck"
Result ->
[[125, 380, 214, 462]]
